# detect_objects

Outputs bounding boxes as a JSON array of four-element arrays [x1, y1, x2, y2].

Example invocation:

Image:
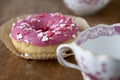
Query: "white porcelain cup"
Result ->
[[57, 23, 120, 80], [63, 0, 111, 16]]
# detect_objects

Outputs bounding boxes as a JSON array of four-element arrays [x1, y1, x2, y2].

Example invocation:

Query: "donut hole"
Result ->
[[30, 21, 49, 32], [30, 21, 41, 30], [33, 26, 49, 32], [40, 26, 49, 32]]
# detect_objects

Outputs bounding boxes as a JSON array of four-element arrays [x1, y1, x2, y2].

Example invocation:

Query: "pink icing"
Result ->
[[10, 13, 79, 46]]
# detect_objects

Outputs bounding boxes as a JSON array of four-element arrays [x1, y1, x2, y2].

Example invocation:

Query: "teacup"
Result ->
[[57, 23, 120, 80], [63, 0, 111, 16]]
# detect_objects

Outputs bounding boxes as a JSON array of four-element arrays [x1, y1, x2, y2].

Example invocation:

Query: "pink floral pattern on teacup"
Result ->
[[76, 24, 120, 45], [79, 0, 100, 5], [57, 24, 120, 80]]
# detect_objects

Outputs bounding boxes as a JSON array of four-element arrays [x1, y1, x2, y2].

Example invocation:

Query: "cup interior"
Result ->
[[76, 24, 120, 59]]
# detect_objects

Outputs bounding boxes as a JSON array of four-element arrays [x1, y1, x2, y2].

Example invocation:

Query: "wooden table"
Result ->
[[0, 0, 120, 80]]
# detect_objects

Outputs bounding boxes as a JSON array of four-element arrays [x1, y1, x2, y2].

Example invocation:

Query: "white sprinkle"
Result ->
[[29, 27, 33, 30], [21, 23, 27, 26], [44, 31, 48, 34], [16, 33, 23, 39], [51, 24, 59, 28], [20, 22, 30, 27], [37, 33, 43, 37], [54, 13, 60, 15], [72, 35, 76, 38], [49, 37, 53, 40], [36, 30, 42, 32], [52, 30, 56, 33], [27, 24, 30, 26], [42, 36, 48, 42], [64, 34, 67, 36], [67, 27, 72, 30], [51, 25, 56, 28], [37, 20, 41, 22], [50, 13, 55, 17], [12, 26, 15, 30], [55, 27, 60, 31], [31, 18, 38, 22], [9, 33, 12, 38], [55, 31, 61, 35], [17, 25, 26, 29], [55, 24, 59, 26], [71, 23, 75, 27], [26, 15, 32, 20], [18, 19, 23, 23], [24, 39, 29, 44], [65, 21, 68, 24], [66, 18, 71, 21], [60, 24, 66, 27], [25, 27, 32, 31], [59, 19, 64, 23], [50, 13, 60, 17], [12, 23, 15, 27]]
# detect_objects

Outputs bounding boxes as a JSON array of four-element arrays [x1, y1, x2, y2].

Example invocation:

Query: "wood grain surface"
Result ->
[[0, 0, 120, 80]]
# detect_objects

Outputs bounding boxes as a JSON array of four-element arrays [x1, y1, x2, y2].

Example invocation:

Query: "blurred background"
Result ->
[[0, 0, 120, 26], [0, 0, 72, 25]]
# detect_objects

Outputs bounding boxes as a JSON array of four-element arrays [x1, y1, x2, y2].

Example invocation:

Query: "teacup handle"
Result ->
[[57, 43, 80, 70]]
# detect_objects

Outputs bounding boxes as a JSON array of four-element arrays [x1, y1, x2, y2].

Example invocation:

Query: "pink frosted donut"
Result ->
[[10, 13, 79, 59]]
